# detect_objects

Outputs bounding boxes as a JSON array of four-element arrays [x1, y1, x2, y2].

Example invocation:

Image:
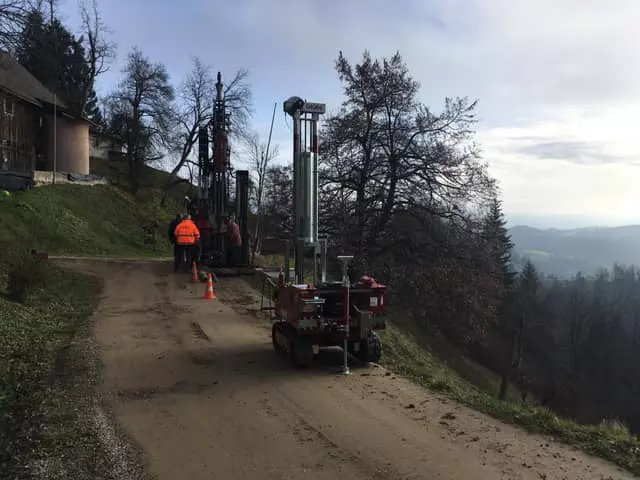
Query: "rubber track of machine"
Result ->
[[272, 322, 288, 357], [290, 335, 314, 369], [358, 332, 382, 364]]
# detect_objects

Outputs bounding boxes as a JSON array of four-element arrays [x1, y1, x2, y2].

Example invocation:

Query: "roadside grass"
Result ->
[[0, 184, 176, 257], [0, 256, 103, 478], [379, 324, 640, 475]]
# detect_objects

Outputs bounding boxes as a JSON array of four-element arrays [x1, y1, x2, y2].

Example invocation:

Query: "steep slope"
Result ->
[[0, 184, 177, 256]]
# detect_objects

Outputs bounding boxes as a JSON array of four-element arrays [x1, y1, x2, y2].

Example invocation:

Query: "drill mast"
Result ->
[[283, 97, 326, 284], [195, 72, 249, 267]]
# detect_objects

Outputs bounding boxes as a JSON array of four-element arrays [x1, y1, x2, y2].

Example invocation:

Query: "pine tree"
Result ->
[[84, 88, 104, 128], [16, 9, 90, 116], [498, 259, 540, 400], [483, 196, 516, 290]]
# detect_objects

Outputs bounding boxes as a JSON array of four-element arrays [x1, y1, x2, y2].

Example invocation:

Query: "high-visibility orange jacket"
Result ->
[[174, 220, 200, 245]]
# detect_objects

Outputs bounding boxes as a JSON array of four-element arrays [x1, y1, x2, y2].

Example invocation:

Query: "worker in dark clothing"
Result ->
[[168, 214, 182, 272], [223, 216, 242, 266]]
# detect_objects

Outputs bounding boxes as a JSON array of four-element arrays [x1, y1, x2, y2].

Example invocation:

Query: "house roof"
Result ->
[[0, 50, 70, 112]]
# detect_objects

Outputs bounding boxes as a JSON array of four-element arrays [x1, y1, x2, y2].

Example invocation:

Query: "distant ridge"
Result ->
[[509, 224, 640, 278]]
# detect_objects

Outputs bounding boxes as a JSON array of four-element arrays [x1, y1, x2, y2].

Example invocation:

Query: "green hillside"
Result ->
[[0, 183, 178, 257]]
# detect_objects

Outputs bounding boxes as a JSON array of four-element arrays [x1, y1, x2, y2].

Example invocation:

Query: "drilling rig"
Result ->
[[191, 72, 250, 269], [270, 96, 388, 368]]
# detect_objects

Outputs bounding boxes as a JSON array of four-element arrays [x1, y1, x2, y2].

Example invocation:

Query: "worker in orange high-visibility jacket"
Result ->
[[173, 214, 200, 272]]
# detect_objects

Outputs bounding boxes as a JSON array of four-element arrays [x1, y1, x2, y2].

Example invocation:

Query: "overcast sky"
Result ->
[[58, 0, 640, 228]]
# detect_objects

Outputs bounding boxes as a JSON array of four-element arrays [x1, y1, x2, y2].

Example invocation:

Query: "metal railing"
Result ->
[[0, 142, 36, 174], [258, 270, 277, 319]]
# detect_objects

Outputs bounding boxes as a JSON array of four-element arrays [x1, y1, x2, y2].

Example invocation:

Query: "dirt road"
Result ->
[[81, 260, 632, 480]]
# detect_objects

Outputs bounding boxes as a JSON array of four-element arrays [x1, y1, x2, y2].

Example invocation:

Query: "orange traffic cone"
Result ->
[[203, 273, 216, 300], [191, 261, 199, 282]]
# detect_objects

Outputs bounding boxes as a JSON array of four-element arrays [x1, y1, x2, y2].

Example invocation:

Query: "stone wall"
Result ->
[[33, 170, 108, 186]]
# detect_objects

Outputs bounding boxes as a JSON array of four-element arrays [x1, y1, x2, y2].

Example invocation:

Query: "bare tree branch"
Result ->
[[164, 57, 214, 182], [222, 68, 253, 140], [0, 0, 30, 53], [241, 130, 279, 260], [78, 0, 115, 111], [104, 47, 176, 192]]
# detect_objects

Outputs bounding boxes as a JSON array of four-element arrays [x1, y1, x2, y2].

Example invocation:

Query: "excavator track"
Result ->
[[272, 321, 314, 368]]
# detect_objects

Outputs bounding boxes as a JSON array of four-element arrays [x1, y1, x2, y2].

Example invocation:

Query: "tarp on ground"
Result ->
[[0, 172, 34, 191], [66, 172, 104, 182]]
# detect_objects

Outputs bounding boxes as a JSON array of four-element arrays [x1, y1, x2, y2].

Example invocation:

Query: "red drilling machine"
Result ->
[[270, 97, 388, 369], [187, 72, 250, 271]]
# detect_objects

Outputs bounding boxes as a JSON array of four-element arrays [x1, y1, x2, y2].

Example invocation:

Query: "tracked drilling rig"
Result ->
[[191, 72, 250, 268], [271, 97, 388, 368]]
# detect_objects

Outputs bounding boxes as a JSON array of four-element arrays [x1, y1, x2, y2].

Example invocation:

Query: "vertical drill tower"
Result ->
[[283, 97, 326, 284]]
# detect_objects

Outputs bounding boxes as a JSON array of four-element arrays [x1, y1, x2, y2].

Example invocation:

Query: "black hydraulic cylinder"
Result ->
[[235, 170, 250, 265], [198, 126, 209, 174]]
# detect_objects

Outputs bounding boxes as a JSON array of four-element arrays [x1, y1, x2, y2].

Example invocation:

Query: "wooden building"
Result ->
[[0, 51, 91, 190]]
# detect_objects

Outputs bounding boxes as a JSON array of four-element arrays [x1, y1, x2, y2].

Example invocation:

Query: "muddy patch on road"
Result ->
[[116, 380, 220, 402]]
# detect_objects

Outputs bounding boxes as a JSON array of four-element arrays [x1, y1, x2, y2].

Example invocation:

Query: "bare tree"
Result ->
[[162, 64, 253, 200], [78, 0, 115, 112], [106, 47, 175, 192], [242, 129, 279, 261], [223, 68, 253, 140], [0, 0, 29, 53], [320, 51, 494, 260], [166, 57, 215, 183]]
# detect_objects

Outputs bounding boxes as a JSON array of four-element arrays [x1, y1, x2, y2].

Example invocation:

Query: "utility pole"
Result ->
[[50, 0, 57, 184]]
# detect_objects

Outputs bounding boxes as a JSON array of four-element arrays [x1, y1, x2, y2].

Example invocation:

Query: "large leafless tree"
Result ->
[[167, 57, 215, 180], [320, 51, 495, 259], [163, 63, 253, 195], [106, 48, 175, 192]]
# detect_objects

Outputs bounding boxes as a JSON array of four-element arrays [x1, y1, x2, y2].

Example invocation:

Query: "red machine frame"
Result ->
[[270, 97, 388, 369]]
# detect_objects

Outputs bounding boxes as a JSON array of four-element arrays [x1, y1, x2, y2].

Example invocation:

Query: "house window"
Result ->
[[2, 97, 15, 118]]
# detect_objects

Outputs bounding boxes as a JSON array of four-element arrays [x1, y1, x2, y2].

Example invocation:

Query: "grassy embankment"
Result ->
[[254, 255, 640, 475], [0, 184, 178, 258], [0, 161, 185, 477]]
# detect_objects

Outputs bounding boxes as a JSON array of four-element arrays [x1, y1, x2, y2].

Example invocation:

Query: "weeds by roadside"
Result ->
[[379, 324, 640, 476], [0, 252, 103, 478]]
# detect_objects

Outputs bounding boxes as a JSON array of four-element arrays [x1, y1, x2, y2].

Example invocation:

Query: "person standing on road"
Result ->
[[223, 216, 242, 266], [168, 214, 182, 267], [174, 214, 200, 272]]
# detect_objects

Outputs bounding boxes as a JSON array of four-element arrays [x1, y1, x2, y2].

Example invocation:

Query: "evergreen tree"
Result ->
[[84, 87, 104, 127], [483, 196, 516, 290], [16, 9, 89, 116], [498, 259, 540, 400]]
